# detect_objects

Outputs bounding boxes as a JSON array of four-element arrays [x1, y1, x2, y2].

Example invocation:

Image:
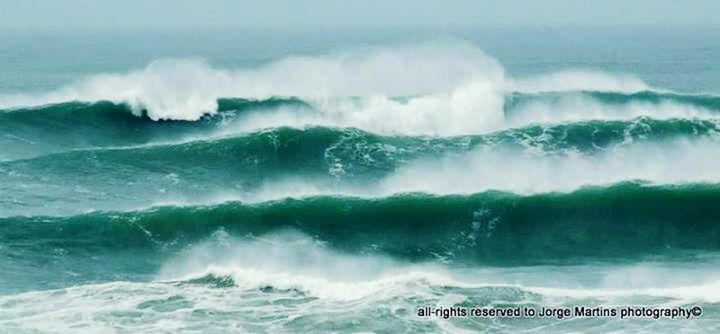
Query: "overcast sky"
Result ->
[[1, 0, 718, 31]]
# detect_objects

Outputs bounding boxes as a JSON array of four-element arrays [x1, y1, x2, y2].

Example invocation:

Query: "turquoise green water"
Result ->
[[1, 28, 720, 333]]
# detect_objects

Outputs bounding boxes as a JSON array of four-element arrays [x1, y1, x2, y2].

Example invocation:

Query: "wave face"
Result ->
[[3, 121, 720, 217], [3, 184, 720, 267], [3, 40, 720, 333], [1, 92, 718, 161]]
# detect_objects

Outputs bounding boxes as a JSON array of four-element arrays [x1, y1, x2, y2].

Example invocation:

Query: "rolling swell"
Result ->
[[4, 118, 719, 177], [0, 98, 307, 160], [3, 118, 720, 218], [2, 89, 719, 160], [3, 111, 719, 162], [4, 183, 720, 264]]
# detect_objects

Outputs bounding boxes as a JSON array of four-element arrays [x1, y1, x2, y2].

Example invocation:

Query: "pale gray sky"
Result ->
[[0, 0, 718, 31]]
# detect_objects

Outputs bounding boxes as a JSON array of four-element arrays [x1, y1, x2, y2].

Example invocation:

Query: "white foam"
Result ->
[[221, 81, 505, 136], [0, 40, 680, 136], [155, 230, 720, 303], [0, 41, 503, 122], [3, 232, 720, 334], [157, 229, 449, 301], [380, 137, 720, 195], [219, 91, 715, 136], [504, 95, 713, 129]]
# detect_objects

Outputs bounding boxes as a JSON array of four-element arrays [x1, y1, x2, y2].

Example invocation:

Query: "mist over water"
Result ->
[[2, 30, 720, 333]]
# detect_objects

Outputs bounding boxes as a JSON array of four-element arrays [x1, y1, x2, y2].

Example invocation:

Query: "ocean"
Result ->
[[1, 27, 720, 333]]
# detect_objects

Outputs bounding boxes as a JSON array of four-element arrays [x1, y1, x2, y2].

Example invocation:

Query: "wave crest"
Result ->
[[0, 41, 658, 129]]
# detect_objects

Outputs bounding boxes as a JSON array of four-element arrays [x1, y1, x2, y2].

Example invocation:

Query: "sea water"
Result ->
[[1, 27, 719, 333]]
